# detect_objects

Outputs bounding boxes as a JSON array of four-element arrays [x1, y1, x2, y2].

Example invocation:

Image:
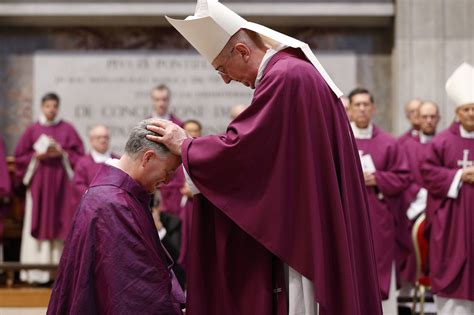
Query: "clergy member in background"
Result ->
[[399, 98, 423, 143], [67, 125, 118, 233], [229, 104, 247, 120], [14, 92, 84, 284], [151, 84, 183, 126], [397, 101, 441, 287], [47, 119, 184, 315], [146, 1, 382, 314], [349, 87, 412, 314], [421, 62, 474, 315], [0, 135, 11, 262]]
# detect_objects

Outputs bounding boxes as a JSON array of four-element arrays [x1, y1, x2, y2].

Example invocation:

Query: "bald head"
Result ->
[[89, 125, 110, 154], [418, 101, 440, 136], [404, 98, 422, 130], [230, 104, 247, 120]]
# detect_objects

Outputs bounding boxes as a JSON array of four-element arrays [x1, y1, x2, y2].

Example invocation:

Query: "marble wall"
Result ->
[[393, 0, 474, 134], [0, 26, 393, 153]]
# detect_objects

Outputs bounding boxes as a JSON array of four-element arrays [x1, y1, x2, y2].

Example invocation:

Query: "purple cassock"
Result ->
[[66, 153, 119, 236], [399, 128, 419, 144], [354, 125, 412, 299], [181, 49, 382, 315], [14, 120, 84, 240], [47, 165, 185, 315], [397, 135, 431, 284], [421, 122, 474, 301], [0, 136, 12, 242]]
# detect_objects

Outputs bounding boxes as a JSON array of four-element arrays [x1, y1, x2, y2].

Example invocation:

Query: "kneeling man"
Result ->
[[47, 119, 184, 315]]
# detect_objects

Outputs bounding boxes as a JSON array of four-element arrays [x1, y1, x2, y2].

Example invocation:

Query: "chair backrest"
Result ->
[[411, 213, 430, 285]]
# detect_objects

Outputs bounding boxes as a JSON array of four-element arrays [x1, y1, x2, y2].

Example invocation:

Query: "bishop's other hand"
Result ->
[[146, 119, 190, 156]]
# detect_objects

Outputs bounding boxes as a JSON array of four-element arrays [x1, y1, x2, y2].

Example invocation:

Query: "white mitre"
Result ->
[[445, 62, 474, 108], [166, 0, 342, 97]]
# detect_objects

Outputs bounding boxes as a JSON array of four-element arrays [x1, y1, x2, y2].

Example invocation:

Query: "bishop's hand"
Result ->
[[146, 119, 190, 156]]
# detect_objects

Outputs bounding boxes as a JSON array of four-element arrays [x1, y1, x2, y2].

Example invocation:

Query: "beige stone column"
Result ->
[[393, 0, 474, 134]]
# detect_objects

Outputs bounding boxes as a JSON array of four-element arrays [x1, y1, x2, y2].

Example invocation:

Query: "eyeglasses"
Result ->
[[215, 48, 236, 77]]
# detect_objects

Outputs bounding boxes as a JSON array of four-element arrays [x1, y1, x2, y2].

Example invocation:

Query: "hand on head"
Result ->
[[146, 120, 191, 156]]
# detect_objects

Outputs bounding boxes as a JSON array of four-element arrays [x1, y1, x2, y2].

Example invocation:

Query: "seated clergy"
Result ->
[[47, 119, 184, 315]]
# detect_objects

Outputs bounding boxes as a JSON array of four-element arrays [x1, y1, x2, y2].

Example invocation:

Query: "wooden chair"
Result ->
[[411, 213, 431, 315]]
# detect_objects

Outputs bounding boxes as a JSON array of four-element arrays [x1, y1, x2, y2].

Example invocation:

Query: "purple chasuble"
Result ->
[[66, 153, 119, 236], [355, 125, 413, 299], [421, 122, 474, 301], [47, 165, 184, 315], [182, 49, 382, 315], [397, 136, 431, 284], [0, 136, 11, 242], [14, 121, 84, 240]]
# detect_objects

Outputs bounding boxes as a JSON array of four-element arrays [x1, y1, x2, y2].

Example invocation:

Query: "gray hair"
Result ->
[[124, 119, 170, 159]]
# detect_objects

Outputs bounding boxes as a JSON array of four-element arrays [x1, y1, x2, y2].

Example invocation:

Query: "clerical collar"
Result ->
[[255, 44, 288, 88], [39, 114, 61, 126], [419, 132, 434, 144], [152, 113, 171, 121], [91, 149, 112, 164], [460, 125, 474, 139], [351, 122, 373, 139]]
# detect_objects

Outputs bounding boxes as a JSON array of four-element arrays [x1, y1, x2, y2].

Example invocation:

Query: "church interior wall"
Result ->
[[0, 25, 393, 153]]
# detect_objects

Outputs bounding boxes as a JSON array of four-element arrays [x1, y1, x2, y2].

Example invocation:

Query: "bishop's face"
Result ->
[[212, 44, 259, 89], [349, 93, 376, 129], [456, 103, 474, 132]]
